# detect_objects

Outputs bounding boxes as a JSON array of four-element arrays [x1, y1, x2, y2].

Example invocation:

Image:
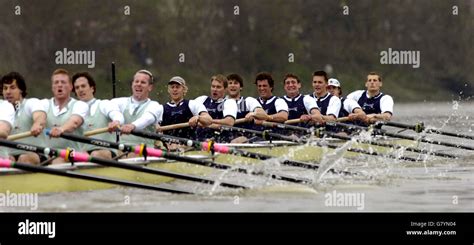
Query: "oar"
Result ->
[[160, 118, 248, 132], [222, 124, 421, 162], [58, 132, 311, 184], [0, 138, 246, 189], [334, 122, 474, 151], [318, 129, 458, 159], [284, 117, 349, 125], [0, 158, 191, 194], [129, 129, 355, 175], [378, 121, 474, 140], [7, 131, 33, 141], [264, 122, 458, 158]]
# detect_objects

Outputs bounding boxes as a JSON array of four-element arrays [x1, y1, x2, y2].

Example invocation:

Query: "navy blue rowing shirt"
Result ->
[[357, 91, 386, 114], [196, 97, 233, 142], [283, 94, 306, 120], [203, 97, 224, 119], [162, 99, 195, 139], [258, 96, 278, 115], [339, 97, 349, 118], [309, 93, 333, 115]]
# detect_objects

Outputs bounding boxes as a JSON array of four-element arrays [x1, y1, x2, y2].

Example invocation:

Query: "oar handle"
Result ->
[[7, 131, 33, 141], [336, 117, 349, 122], [284, 119, 301, 124], [84, 127, 110, 137], [159, 122, 190, 131], [235, 118, 247, 124]]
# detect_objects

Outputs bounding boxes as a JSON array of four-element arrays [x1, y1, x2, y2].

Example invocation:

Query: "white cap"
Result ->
[[168, 76, 186, 86], [328, 78, 340, 87]]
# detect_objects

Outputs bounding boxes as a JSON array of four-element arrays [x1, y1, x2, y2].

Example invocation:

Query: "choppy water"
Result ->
[[2, 102, 474, 212]]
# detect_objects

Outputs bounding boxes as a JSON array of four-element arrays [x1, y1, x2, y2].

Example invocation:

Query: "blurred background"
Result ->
[[0, 0, 472, 102]]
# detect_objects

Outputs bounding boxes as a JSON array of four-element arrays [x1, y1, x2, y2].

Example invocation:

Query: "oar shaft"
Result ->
[[335, 122, 474, 151], [61, 132, 310, 184], [426, 128, 474, 140], [323, 131, 458, 159]]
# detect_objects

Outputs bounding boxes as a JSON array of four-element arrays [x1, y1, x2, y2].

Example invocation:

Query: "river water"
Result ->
[[2, 102, 473, 212]]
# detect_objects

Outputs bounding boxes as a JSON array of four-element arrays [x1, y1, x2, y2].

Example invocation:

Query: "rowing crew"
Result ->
[[0, 69, 393, 165]]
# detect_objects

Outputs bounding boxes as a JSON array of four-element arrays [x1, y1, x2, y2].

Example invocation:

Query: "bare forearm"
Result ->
[[212, 117, 235, 126], [60, 116, 83, 133]]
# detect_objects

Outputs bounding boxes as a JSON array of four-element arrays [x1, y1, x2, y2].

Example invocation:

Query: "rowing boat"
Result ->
[[0, 156, 214, 194], [4, 115, 470, 195], [0, 137, 426, 194]]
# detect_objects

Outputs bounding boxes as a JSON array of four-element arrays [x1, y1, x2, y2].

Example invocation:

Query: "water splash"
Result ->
[[312, 139, 354, 185]]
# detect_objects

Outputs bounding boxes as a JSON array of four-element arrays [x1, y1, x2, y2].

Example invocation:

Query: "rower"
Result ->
[[309, 70, 341, 122], [282, 73, 323, 127], [194, 74, 237, 142], [346, 72, 394, 124], [158, 76, 212, 148], [255, 72, 289, 123], [111, 69, 162, 155], [225, 73, 268, 143], [41, 68, 89, 164], [72, 72, 124, 159], [0, 98, 15, 158], [327, 78, 367, 123], [1, 72, 47, 164]]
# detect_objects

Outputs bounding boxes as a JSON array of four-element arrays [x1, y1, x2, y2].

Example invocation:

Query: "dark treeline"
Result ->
[[0, 0, 472, 102]]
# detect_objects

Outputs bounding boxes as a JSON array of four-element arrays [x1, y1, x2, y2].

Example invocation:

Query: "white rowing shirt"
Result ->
[[111, 97, 161, 129], [346, 90, 394, 115], [342, 97, 362, 114], [0, 100, 15, 127], [9, 98, 46, 156], [41, 97, 88, 150]]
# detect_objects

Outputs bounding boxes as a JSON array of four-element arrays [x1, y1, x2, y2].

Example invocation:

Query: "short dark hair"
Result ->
[[227, 73, 244, 87], [72, 72, 96, 95], [255, 72, 274, 91], [312, 70, 328, 82], [1, 72, 28, 97], [283, 73, 300, 84]]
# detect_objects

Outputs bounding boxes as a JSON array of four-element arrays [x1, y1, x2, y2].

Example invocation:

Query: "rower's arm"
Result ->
[[348, 108, 367, 122], [195, 112, 212, 127], [212, 116, 235, 126], [253, 108, 268, 120], [322, 114, 337, 122], [0, 121, 12, 139], [309, 108, 324, 124], [60, 115, 84, 133], [30, 111, 46, 136], [268, 111, 288, 123], [368, 112, 392, 122]]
